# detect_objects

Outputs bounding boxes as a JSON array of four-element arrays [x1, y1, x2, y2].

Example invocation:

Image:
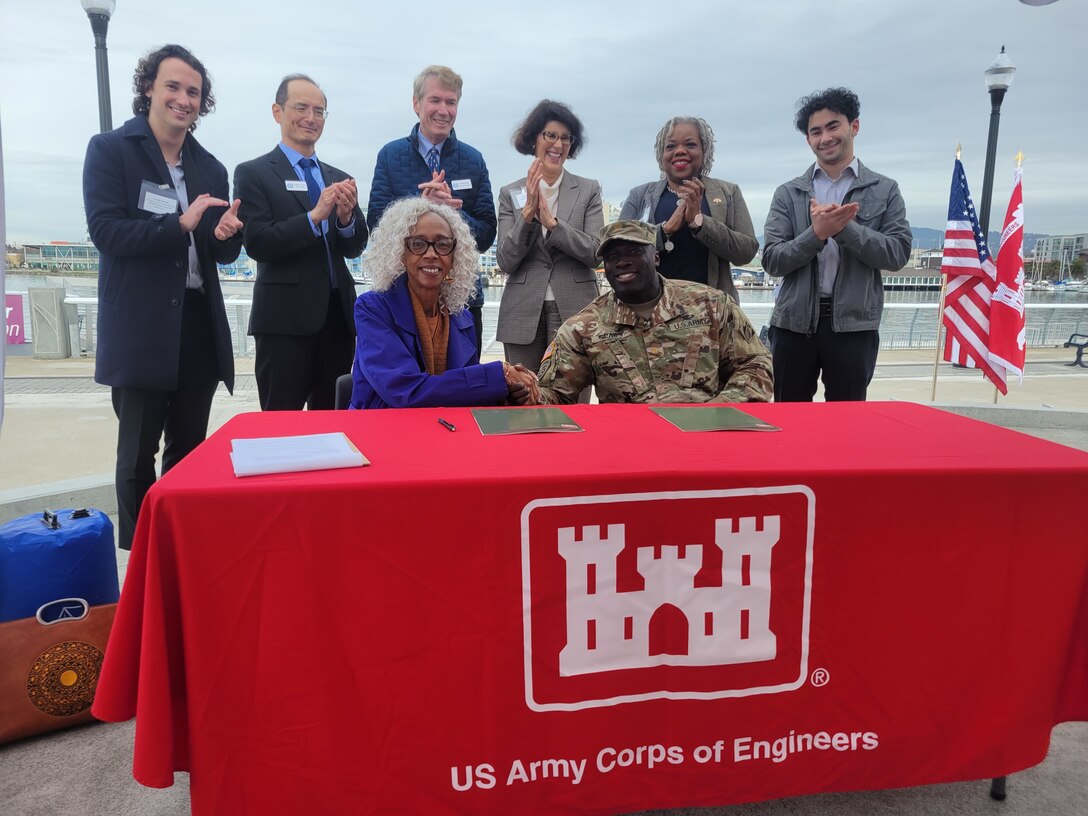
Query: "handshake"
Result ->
[[502, 362, 541, 406]]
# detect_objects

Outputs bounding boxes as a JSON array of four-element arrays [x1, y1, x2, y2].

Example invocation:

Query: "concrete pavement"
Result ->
[[3, 346, 1088, 511], [2, 346, 1087, 814]]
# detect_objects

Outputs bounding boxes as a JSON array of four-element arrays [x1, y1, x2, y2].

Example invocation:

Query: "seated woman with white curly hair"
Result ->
[[349, 197, 537, 409]]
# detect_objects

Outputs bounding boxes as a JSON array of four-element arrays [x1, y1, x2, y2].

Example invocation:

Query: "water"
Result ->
[[6, 273, 1087, 354]]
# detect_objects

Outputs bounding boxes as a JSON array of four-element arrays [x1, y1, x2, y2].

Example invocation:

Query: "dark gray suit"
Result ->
[[234, 146, 366, 409]]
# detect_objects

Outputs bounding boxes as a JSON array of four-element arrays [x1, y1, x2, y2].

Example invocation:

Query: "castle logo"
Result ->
[[521, 487, 814, 712]]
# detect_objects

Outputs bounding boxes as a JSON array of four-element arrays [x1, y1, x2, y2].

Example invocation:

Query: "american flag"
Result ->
[[940, 159, 1008, 394]]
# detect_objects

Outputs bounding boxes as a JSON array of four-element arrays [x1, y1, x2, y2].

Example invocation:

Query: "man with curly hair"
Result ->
[[762, 87, 911, 402], [83, 44, 243, 550]]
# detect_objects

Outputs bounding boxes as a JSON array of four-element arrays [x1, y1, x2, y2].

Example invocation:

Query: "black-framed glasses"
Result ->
[[602, 245, 648, 264], [285, 103, 328, 120], [404, 236, 457, 256], [541, 130, 575, 146]]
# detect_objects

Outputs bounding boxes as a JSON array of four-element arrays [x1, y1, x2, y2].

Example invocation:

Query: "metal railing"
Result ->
[[8, 291, 1088, 358]]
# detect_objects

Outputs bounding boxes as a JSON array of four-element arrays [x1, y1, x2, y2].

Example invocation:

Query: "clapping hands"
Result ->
[[521, 159, 558, 230], [418, 170, 464, 210], [809, 198, 859, 240]]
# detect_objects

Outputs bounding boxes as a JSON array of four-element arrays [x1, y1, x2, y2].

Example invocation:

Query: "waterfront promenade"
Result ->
[[3, 344, 1088, 502], [2, 345, 1087, 815]]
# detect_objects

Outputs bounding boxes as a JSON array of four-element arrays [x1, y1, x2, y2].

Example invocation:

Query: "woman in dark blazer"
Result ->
[[350, 198, 536, 409], [496, 101, 603, 391], [619, 116, 758, 302]]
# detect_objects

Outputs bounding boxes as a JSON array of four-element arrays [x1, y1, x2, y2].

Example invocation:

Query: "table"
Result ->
[[93, 402, 1088, 815]]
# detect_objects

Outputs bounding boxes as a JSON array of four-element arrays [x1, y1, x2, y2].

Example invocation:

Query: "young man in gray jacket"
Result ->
[[762, 88, 911, 401]]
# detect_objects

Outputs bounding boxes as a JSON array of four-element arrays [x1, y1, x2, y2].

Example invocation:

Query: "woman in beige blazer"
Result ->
[[619, 116, 758, 302], [496, 101, 603, 389]]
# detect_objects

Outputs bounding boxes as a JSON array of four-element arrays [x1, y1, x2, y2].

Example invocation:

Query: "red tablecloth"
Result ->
[[93, 402, 1088, 815]]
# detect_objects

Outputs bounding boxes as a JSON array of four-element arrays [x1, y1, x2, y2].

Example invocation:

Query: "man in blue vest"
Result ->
[[367, 65, 495, 351]]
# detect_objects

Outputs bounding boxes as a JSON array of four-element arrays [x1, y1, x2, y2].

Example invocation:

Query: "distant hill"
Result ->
[[753, 228, 1048, 252], [911, 227, 1047, 254]]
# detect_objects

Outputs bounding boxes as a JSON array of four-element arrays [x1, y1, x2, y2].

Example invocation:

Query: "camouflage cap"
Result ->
[[597, 220, 657, 258]]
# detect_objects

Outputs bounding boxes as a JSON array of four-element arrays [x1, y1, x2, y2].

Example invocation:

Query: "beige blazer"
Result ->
[[495, 171, 604, 345]]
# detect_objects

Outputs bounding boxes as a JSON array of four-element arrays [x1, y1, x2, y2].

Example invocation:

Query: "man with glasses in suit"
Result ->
[[234, 74, 367, 410]]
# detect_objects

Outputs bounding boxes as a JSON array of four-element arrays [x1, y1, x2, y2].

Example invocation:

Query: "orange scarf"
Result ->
[[409, 288, 449, 376]]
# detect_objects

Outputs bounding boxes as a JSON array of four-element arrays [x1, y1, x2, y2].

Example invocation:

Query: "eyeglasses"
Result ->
[[285, 103, 329, 121], [404, 236, 457, 256], [602, 245, 648, 264], [541, 130, 575, 146]]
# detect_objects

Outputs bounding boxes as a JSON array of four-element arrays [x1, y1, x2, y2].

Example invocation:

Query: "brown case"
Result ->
[[0, 601, 117, 744]]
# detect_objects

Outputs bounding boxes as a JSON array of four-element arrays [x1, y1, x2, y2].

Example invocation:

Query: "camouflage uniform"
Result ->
[[536, 276, 773, 404]]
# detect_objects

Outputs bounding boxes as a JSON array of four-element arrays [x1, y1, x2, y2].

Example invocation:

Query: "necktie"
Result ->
[[298, 157, 321, 207], [426, 147, 440, 175], [298, 157, 337, 289]]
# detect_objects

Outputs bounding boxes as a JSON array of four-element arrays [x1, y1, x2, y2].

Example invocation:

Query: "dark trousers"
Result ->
[[503, 301, 590, 403], [254, 291, 353, 411], [112, 289, 219, 550], [770, 309, 879, 402]]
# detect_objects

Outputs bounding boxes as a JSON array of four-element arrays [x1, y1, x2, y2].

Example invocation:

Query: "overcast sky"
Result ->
[[1, 0, 1085, 246]]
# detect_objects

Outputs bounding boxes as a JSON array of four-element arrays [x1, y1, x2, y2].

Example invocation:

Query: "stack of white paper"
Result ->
[[230, 432, 368, 478]]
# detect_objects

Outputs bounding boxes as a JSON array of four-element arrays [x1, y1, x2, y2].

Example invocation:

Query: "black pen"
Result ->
[[437, 418, 457, 432]]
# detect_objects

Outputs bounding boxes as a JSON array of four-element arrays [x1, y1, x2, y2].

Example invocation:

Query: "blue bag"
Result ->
[[0, 509, 119, 623]]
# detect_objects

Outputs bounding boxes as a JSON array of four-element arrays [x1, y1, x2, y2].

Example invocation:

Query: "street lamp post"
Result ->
[[978, 46, 1015, 240], [80, 0, 117, 134]]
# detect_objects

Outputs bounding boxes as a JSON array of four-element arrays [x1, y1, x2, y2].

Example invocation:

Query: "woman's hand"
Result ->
[[662, 197, 686, 239], [537, 188, 558, 231], [678, 178, 705, 224], [503, 362, 540, 404], [521, 159, 544, 222]]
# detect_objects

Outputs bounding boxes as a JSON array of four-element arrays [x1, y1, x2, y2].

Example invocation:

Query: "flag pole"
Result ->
[[931, 144, 962, 402], [931, 278, 948, 402]]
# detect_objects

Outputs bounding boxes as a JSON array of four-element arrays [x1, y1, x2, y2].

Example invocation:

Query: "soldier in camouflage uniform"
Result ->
[[536, 220, 773, 404]]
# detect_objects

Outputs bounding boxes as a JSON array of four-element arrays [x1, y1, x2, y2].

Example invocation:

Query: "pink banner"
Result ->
[[4, 294, 26, 344]]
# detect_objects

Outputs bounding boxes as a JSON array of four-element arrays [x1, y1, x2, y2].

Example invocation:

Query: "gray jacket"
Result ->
[[495, 171, 603, 345], [762, 160, 911, 334], [619, 177, 758, 302]]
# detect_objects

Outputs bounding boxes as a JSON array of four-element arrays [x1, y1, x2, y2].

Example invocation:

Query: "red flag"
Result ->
[[940, 159, 1008, 393], [990, 166, 1026, 381]]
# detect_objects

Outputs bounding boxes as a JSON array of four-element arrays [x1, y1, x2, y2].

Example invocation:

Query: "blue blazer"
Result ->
[[83, 115, 241, 391], [349, 275, 507, 409]]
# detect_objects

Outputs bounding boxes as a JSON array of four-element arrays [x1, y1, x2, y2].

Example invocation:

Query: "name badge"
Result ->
[[512, 187, 528, 209], [138, 180, 179, 215], [451, 178, 473, 191], [285, 179, 309, 192]]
